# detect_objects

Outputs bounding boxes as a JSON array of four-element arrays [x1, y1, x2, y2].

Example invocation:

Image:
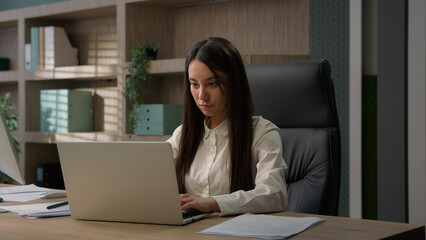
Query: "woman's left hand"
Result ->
[[180, 193, 220, 213]]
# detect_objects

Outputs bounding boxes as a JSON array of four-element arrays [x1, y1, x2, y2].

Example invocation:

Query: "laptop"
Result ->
[[0, 106, 25, 184], [57, 141, 208, 225]]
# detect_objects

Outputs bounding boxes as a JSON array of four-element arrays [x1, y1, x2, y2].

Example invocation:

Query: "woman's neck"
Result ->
[[206, 116, 226, 130]]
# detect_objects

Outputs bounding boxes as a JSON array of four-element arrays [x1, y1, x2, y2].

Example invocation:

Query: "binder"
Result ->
[[25, 44, 31, 70], [44, 26, 78, 69], [40, 89, 93, 133]]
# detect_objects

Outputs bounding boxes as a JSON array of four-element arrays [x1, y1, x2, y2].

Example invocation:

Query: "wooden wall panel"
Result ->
[[63, 16, 117, 65], [126, 4, 175, 61], [0, 30, 18, 70], [174, 0, 309, 57]]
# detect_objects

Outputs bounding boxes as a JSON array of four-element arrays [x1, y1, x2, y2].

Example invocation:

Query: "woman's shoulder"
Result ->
[[166, 124, 183, 144], [251, 116, 282, 151], [252, 116, 279, 131], [252, 116, 280, 141]]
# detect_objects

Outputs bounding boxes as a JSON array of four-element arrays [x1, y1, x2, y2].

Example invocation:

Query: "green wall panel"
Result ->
[[310, 0, 350, 217]]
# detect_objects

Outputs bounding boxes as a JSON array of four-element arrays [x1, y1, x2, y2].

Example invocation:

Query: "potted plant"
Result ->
[[124, 42, 158, 134], [0, 92, 20, 183]]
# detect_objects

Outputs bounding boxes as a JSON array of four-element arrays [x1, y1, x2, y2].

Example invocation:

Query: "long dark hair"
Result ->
[[176, 37, 254, 193]]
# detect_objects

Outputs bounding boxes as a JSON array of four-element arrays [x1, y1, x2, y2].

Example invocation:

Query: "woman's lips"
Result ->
[[199, 104, 213, 110]]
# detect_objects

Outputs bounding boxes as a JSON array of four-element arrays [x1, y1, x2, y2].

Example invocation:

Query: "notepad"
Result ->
[[0, 201, 70, 219], [199, 213, 324, 239], [0, 184, 66, 202]]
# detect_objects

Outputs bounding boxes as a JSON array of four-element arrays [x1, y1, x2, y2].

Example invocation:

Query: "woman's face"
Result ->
[[188, 59, 228, 128]]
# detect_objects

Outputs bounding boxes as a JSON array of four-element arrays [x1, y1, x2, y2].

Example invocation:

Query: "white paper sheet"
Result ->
[[199, 213, 324, 239], [0, 201, 70, 219], [0, 184, 66, 202]]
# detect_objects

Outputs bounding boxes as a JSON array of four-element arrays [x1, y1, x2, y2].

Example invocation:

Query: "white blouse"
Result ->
[[166, 116, 288, 215]]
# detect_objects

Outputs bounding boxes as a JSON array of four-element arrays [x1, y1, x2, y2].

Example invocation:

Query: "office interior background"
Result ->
[[0, 0, 424, 229]]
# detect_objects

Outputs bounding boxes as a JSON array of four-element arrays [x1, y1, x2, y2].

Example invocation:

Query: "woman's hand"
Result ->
[[180, 193, 220, 213]]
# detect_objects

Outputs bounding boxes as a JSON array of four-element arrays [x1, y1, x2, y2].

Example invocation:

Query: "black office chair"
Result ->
[[246, 59, 341, 216]]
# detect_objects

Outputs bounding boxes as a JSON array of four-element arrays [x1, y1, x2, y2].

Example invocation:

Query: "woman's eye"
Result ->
[[209, 82, 217, 86]]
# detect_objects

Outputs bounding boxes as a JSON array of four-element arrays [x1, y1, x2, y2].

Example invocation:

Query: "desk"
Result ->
[[0, 198, 424, 240]]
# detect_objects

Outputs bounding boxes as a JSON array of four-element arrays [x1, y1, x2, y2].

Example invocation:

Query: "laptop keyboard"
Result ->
[[182, 211, 203, 220]]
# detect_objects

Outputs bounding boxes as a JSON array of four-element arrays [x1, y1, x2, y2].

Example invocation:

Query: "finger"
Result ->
[[180, 194, 194, 205], [179, 193, 192, 201], [181, 201, 196, 211]]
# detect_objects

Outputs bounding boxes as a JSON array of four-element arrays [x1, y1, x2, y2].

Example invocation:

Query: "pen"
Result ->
[[46, 201, 68, 210]]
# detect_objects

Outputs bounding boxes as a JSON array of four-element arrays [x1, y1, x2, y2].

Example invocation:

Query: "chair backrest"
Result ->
[[245, 59, 341, 216]]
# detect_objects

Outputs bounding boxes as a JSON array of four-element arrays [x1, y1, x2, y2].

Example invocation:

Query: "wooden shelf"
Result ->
[[148, 58, 186, 75], [24, 132, 170, 144], [25, 65, 119, 81], [0, 71, 18, 82], [124, 0, 208, 7], [25, 131, 120, 144], [124, 134, 171, 142], [124, 58, 185, 76], [22, 0, 116, 19], [0, 20, 17, 29], [124, 55, 309, 76]]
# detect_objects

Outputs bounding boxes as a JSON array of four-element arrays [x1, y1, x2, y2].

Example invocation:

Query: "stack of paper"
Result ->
[[0, 184, 66, 202], [0, 201, 70, 219], [199, 213, 324, 239]]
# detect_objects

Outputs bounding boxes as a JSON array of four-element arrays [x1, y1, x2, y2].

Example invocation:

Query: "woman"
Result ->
[[167, 37, 287, 215]]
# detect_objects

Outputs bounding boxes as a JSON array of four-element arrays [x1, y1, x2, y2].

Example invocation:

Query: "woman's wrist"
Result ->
[[208, 197, 221, 212]]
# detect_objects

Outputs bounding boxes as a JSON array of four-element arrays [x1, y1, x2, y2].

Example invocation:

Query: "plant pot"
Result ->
[[0, 58, 9, 71], [146, 48, 158, 60]]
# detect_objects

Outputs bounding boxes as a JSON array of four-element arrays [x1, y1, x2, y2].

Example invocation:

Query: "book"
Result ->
[[30, 27, 39, 69], [39, 26, 44, 70]]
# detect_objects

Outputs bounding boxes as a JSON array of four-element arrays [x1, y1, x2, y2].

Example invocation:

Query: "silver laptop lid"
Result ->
[[57, 141, 185, 225], [0, 106, 24, 184]]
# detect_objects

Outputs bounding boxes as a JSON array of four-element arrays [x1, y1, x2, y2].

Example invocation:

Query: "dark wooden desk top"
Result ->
[[0, 185, 424, 240]]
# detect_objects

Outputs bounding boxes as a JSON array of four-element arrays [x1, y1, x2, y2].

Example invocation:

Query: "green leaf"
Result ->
[[0, 92, 20, 154], [123, 42, 158, 134]]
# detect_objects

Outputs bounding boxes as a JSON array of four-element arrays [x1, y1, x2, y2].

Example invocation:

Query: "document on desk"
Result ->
[[0, 201, 70, 219], [199, 213, 324, 239], [0, 184, 66, 202]]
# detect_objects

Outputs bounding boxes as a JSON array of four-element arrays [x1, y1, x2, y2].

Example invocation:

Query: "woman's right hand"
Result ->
[[180, 193, 220, 213]]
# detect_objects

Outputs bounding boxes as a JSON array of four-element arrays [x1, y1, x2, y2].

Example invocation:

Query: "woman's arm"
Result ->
[[211, 128, 288, 215]]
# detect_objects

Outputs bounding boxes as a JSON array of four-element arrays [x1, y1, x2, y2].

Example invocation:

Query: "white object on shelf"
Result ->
[[25, 43, 31, 70], [44, 26, 78, 69]]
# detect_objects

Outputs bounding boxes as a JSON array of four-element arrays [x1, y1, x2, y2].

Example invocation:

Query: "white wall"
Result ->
[[408, 0, 426, 229], [349, 0, 362, 219]]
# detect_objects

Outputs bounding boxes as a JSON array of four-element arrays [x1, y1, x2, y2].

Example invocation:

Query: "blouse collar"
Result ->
[[204, 119, 229, 139]]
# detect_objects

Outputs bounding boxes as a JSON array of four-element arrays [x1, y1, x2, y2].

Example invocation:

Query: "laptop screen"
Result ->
[[0, 106, 25, 184]]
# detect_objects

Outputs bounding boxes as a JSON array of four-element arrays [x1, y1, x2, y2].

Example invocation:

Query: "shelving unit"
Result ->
[[0, 16, 19, 116], [0, 0, 309, 184]]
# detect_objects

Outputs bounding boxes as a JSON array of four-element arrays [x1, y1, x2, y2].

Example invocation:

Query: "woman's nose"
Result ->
[[199, 86, 208, 100]]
